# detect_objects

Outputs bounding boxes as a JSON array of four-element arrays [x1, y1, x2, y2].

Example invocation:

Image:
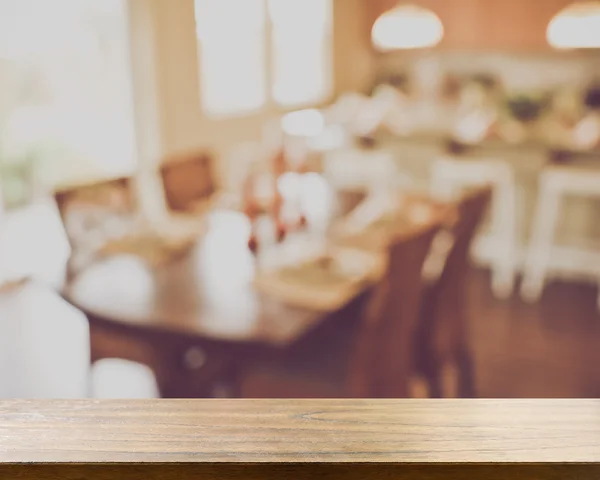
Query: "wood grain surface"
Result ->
[[2, 400, 600, 479], [1, 399, 599, 463]]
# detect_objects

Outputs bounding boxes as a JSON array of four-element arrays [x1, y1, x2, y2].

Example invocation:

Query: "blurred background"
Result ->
[[1, 0, 600, 399]]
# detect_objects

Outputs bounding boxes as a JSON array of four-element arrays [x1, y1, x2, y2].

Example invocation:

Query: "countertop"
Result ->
[[1, 400, 599, 478]]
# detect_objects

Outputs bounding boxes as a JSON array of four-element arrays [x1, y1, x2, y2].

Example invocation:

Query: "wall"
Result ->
[[332, 0, 373, 94], [135, 0, 373, 185]]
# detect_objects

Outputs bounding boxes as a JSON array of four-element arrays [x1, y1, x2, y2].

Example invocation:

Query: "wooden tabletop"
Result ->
[[61, 180, 369, 347], [1, 399, 599, 463], [64, 211, 318, 345], [63, 211, 352, 347]]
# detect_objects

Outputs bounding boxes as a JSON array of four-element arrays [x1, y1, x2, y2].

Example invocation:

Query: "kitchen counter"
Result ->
[[375, 132, 600, 279]]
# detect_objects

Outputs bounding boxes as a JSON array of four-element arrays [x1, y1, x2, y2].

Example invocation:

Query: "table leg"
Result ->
[[88, 318, 240, 398]]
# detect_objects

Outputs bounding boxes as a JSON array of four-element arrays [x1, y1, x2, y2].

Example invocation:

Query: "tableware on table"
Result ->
[[254, 244, 385, 311], [331, 190, 437, 251], [100, 234, 194, 268]]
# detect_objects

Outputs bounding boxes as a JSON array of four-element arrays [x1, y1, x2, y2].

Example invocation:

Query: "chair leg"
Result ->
[[427, 366, 444, 398], [415, 350, 444, 398], [491, 182, 517, 299], [521, 184, 560, 303], [456, 347, 476, 398]]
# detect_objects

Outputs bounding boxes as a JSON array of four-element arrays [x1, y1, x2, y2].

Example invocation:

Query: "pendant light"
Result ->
[[547, 1, 600, 49], [371, 3, 443, 51]]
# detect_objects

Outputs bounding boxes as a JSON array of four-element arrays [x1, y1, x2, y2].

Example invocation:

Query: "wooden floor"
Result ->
[[468, 270, 600, 398], [2, 268, 600, 398], [246, 269, 600, 399]]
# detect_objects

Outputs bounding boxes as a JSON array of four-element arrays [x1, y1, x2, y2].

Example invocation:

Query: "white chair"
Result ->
[[431, 156, 518, 299], [521, 166, 600, 309]]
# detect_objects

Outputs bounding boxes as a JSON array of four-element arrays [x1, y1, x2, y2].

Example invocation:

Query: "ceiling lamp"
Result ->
[[372, 3, 443, 51], [547, 1, 600, 49]]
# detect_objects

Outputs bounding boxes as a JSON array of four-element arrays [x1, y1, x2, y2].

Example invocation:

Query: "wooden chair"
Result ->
[[54, 176, 135, 279], [413, 186, 493, 398], [240, 205, 446, 398], [350, 218, 444, 398], [431, 155, 517, 299], [160, 151, 216, 213]]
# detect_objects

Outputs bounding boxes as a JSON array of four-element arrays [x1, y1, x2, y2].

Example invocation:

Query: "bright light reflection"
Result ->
[[281, 109, 325, 137], [277, 172, 333, 228], [572, 114, 600, 149], [277, 172, 302, 201], [202, 211, 254, 288], [267, 0, 330, 30], [307, 125, 348, 151], [453, 111, 496, 144], [268, 0, 332, 107], [0, 0, 98, 59], [73, 258, 156, 319], [195, 0, 266, 116], [372, 3, 443, 51], [547, 1, 600, 49], [200, 211, 258, 333], [0, 0, 136, 184], [299, 173, 332, 227]]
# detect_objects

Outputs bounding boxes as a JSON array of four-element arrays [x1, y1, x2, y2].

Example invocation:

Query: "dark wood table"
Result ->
[[62, 185, 368, 398], [2, 399, 600, 479]]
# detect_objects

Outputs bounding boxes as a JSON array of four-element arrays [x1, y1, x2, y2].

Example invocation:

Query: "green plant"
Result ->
[[0, 153, 36, 209], [504, 93, 549, 123], [584, 83, 600, 110]]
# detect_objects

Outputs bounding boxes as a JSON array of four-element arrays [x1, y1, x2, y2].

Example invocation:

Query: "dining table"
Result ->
[[60, 174, 373, 398]]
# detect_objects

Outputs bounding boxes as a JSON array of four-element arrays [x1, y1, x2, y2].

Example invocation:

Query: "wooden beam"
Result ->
[[1, 400, 599, 479]]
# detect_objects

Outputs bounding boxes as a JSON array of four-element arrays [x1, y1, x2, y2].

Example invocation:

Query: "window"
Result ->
[[195, 0, 333, 118], [195, 0, 267, 117], [269, 0, 333, 108], [0, 0, 136, 206]]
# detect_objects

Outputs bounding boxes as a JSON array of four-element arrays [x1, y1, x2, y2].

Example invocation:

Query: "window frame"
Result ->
[[194, 0, 334, 119]]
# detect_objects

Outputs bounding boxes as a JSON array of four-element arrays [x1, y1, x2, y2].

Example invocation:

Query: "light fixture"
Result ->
[[547, 1, 600, 49], [371, 3, 443, 51]]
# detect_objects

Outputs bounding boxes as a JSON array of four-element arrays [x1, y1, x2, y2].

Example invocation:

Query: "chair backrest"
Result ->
[[54, 176, 134, 253], [414, 185, 493, 392], [160, 151, 216, 213], [347, 203, 448, 398], [431, 155, 512, 200], [440, 186, 493, 289]]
